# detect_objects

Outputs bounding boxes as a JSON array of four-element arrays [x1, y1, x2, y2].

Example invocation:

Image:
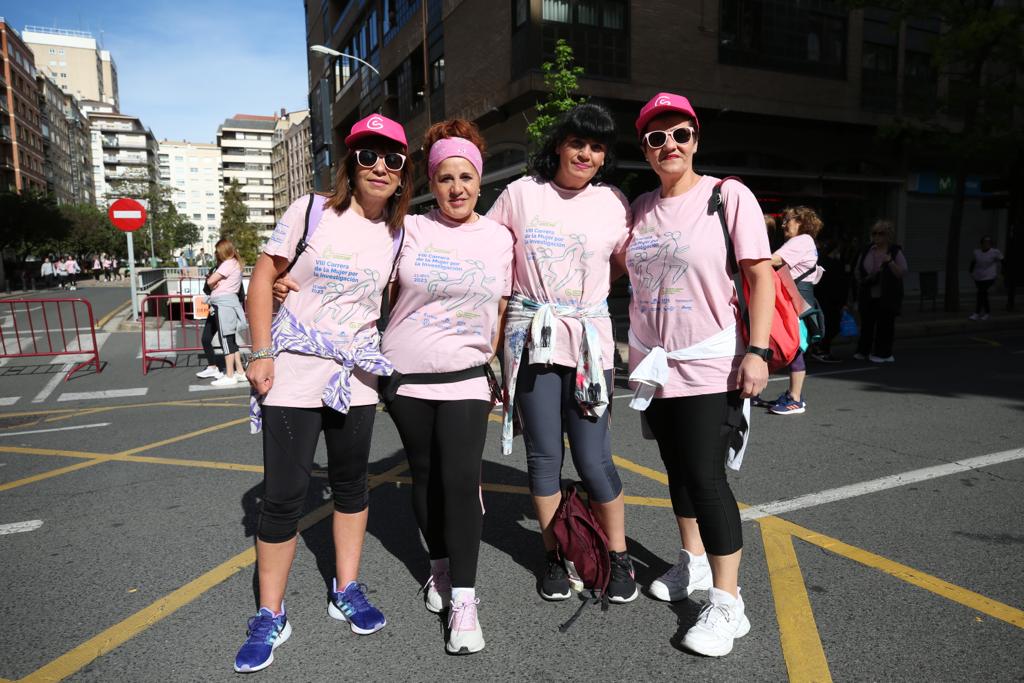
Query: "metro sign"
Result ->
[[108, 197, 147, 232]]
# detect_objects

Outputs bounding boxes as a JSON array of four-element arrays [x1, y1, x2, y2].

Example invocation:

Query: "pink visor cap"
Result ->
[[427, 137, 484, 179], [344, 114, 408, 148], [635, 92, 699, 137]]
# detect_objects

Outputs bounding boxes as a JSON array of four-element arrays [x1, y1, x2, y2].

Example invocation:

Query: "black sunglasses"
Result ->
[[356, 149, 406, 172], [642, 127, 697, 149]]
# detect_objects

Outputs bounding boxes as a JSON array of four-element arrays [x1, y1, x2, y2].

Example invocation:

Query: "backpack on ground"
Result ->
[[551, 482, 611, 632], [711, 177, 803, 371]]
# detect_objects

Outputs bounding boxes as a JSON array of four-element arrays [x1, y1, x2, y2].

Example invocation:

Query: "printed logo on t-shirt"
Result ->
[[628, 225, 693, 314], [267, 220, 289, 246], [523, 215, 594, 300], [407, 245, 494, 337], [311, 245, 383, 326]]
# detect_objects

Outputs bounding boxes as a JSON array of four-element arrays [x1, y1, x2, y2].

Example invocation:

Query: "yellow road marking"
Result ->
[[767, 516, 1024, 630], [116, 417, 248, 456], [0, 394, 248, 422], [0, 445, 108, 458], [761, 519, 834, 682], [95, 299, 131, 328], [969, 336, 1001, 348], [19, 463, 408, 683], [613, 454, 668, 485], [0, 459, 108, 493]]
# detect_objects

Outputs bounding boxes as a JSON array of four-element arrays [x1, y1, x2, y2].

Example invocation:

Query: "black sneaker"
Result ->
[[606, 551, 639, 603], [809, 351, 841, 363], [539, 551, 571, 601]]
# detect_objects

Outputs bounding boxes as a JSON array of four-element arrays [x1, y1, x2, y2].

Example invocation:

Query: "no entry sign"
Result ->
[[108, 198, 147, 232]]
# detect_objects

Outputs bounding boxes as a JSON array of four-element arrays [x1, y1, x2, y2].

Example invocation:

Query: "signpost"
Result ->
[[108, 198, 147, 322]]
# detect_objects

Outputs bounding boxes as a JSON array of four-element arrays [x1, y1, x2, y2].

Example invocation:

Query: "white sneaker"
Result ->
[[233, 371, 246, 382], [423, 566, 451, 614], [446, 598, 484, 655], [683, 587, 750, 657], [648, 549, 713, 602], [868, 354, 895, 363], [968, 313, 980, 321], [196, 366, 222, 379], [980, 314, 990, 321], [853, 352, 867, 360], [211, 376, 239, 387]]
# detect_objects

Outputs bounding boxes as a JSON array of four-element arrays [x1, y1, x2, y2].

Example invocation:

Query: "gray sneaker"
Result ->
[[648, 549, 713, 602]]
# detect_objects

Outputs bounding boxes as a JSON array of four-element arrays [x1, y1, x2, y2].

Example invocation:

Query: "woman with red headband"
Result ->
[[625, 93, 773, 656], [234, 114, 412, 673], [381, 119, 512, 655]]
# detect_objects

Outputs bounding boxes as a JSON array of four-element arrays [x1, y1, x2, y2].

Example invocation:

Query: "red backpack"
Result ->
[[711, 177, 803, 371], [551, 483, 611, 631]]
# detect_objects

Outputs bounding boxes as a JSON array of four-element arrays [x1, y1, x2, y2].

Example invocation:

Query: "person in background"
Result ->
[[92, 254, 102, 281], [40, 257, 54, 288], [969, 236, 1003, 321], [64, 255, 79, 291], [205, 239, 246, 387], [55, 256, 67, 289], [854, 220, 907, 363]]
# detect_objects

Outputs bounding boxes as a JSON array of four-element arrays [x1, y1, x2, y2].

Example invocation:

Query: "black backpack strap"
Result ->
[[710, 176, 749, 332], [794, 266, 815, 283], [284, 193, 317, 274]]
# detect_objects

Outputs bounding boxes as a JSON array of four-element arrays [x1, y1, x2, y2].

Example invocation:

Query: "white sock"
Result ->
[[452, 587, 475, 604], [430, 557, 449, 575]]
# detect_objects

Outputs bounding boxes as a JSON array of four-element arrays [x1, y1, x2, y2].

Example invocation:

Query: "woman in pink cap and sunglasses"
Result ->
[[624, 93, 774, 656], [233, 114, 412, 673]]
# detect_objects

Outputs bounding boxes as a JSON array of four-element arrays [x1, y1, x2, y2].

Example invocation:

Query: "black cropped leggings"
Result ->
[[515, 358, 621, 503], [643, 390, 744, 556], [257, 404, 376, 543], [388, 396, 491, 588]]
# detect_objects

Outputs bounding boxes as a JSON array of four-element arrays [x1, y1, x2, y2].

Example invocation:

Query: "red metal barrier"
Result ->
[[0, 298, 102, 381], [141, 293, 249, 374]]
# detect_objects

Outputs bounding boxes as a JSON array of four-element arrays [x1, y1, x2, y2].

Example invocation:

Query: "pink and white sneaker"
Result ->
[[446, 597, 484, 655]]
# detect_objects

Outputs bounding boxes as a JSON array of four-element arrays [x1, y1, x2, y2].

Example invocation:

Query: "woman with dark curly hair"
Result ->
[[487, 103, 638, 604]]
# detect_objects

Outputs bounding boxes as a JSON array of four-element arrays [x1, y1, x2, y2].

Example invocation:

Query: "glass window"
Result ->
[[543, 0, 571, 22], [515, 0, 528, 27]]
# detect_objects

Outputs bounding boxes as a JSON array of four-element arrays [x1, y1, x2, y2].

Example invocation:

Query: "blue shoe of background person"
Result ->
[[769, 392, 806, 415], [752, 392, 785, 409], [328, 579, 387, 635], [233, 607, 292, 673]]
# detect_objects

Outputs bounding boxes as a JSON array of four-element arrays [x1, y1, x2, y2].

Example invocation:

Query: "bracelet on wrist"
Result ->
[[250, 347, 274, 360]]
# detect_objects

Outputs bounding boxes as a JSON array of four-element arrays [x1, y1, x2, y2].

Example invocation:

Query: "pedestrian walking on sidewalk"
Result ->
[[234, 114, 411, 673], [40, 257, 53, 288], [854, 220, 907, 363], [205, 239, 246, 386], [487, 103, 639, 606], [625, 92, 773, 657], [969, 236, 1002, 321], [55, 257, 67, 289], [381, 119, 512, 655], [763, 206, 825, 415]]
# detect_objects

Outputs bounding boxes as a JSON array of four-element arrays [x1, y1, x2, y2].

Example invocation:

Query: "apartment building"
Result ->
[[37, 71, 77, 204], [22, 26, 119, 109], [217, 115, 277, 234], [64, 94, 94, 205], [83, 100, 159, 206], [159, 140, 223, 252], [271, 109, 313, 219], [1, 19, 47, 193], [304, 0, 1014, 287]]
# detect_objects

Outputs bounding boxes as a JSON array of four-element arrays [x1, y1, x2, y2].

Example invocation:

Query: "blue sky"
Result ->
[[5, 0, 309, 143]]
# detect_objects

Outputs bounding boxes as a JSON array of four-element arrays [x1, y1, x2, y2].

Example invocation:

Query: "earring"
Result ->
[[394, 184, 404, 197]]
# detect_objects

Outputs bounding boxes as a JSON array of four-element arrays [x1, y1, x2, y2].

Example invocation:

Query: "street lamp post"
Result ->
[[309, 45, 381, 78]]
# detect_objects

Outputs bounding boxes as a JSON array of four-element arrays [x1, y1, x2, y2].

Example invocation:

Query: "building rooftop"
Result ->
[[22, 26, 97, 49], [220, 117, 278, 131]]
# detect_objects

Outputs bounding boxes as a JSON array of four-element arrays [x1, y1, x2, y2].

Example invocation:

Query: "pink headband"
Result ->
[[427, 137, 483, 179]]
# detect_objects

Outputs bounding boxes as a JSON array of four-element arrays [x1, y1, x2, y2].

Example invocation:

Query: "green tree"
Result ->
[[219, 179, 261, 264], [0, 191, 69, 259], [60, 203, 121, 257], [526, 38, 585, 148], [857, 0, 1024, 310], [145, 184, 200, 260]]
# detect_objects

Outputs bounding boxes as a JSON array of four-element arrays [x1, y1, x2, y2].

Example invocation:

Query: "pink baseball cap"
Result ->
[[635, 92, 699, 137], [344, 114, 408, 148]]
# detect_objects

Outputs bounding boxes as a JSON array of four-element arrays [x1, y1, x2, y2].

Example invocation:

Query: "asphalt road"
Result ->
[[1, 287, 1022, 682]]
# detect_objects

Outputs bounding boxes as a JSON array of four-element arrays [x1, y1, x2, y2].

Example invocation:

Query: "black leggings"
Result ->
[[388, 396, 491, 588], [257, 404, 376, 543], [643, 390, 744, 556], [975, 279, 995, 314], [515, 357, 621, 503], [856, 297, 896, 357], [200, 316, 225, 370]]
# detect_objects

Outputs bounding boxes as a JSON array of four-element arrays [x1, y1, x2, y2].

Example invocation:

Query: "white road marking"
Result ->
[[188, 383, 247, 392], [52, 332, 110, 364], [58, 388, 148, 402], [0, 520, 44, 536], [0, 422, 110, 438], [0, 397, 20, 406], [767, 366, 879, 382], [741, 447, 1024, 521], [32, 363, 73, 403]]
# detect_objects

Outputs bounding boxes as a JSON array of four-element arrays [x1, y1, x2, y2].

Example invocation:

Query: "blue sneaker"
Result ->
[[752, 392, 785, 408], [233, 607, 292, 673], [328, 579, 387, 635], [769, 392, 806, 415]]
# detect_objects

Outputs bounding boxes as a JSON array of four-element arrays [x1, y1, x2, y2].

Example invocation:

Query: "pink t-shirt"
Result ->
[[775, 234, 823, 284], [381, 210, 513, 401], [261, 198, 397, 409], [627, 175, 771, 398], [486, 176, 630, 370], [211, 258, 242, 295]]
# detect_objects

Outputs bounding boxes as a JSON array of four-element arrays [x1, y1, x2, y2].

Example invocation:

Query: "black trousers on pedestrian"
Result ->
[[388, 395, 491, 588], [200, 315, 225, 371], [643, 390, 744, 556], [258, 404, 376, 543], [974, 279, 995, 315], [856, 297, 896, 358]]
